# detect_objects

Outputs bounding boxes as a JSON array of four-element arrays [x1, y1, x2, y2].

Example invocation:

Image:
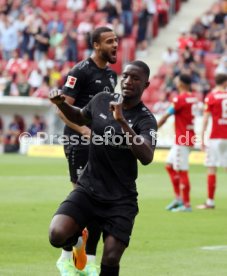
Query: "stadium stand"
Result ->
[[1, 0, 227, 152]]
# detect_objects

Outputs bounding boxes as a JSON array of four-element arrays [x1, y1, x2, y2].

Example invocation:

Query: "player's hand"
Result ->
[[80, 127, 91, 139], [49, 89, 65, 105], [109, 94, 125, 122]]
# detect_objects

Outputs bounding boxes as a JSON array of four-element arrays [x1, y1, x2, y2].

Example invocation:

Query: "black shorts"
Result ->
[[55, 188, 139, 246], [64, 144, 89, 183]]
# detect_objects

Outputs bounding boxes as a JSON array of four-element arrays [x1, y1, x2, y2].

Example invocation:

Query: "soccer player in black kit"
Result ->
[[57, 27, 118, 276], [49, 61, 157, 276]]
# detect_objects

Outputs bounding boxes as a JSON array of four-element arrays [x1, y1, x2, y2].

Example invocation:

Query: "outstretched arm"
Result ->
[[49, 89, 90, 126], [109, 97, 155, 165], [157, 105, 174, 128]]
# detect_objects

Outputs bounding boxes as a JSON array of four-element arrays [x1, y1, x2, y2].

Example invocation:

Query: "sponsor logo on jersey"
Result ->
[[104, 126, 115, 137], [103, 86, 111, 92], [95, 80, 102, 83], [65, 76, 77, 88], [214, 93, 227, 99], [185, 97, 197, 103]]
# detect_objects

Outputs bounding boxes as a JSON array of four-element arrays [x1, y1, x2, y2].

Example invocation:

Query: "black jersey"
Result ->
[[62, 58, 117, 136], [77, 92, 157, 202]]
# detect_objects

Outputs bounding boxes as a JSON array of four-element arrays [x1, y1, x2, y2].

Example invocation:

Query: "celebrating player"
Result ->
[[57, 27, 118, 276], [49, 61, 157, 276]]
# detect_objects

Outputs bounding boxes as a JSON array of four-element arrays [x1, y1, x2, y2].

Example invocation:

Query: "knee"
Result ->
[[102, 252, 120, 266], [49, 225, 66, 248]]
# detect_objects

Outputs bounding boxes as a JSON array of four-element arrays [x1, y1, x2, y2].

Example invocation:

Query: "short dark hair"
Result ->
[[179, 74, 191, 86], [90, 27, 113, 46], [128, 60, 150, 79], [215, 74, 227, 85]]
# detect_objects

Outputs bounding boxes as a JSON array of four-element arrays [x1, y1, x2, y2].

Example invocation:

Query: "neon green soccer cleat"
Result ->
[[83, 262, 99, 276], [56, 258, 79, 276]]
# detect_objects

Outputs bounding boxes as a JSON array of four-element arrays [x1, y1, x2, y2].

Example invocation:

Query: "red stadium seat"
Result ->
[[56, 0, 67, 12], [60, 10, 76, 24], [39, 0, 55, 11], [75, 11, 93, 26], [93, 12, 108, 25], [121, 38, 136, 61]]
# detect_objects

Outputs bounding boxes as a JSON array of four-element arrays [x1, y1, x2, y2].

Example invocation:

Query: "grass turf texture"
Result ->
[[0, 154, 227, 276]]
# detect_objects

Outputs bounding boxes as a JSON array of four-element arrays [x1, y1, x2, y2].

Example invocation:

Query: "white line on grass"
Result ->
[[201, 245, 227, 251]]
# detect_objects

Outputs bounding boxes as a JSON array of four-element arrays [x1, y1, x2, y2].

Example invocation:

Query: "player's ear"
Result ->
[[93, 42, 100, 50], [144, 81, 150, 89]]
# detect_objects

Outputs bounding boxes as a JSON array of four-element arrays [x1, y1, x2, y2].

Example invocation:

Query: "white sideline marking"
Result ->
[[201, 246, 227, 251]]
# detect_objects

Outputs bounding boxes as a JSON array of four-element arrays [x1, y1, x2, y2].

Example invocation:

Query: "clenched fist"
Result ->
[[49, 89, 65, 105]]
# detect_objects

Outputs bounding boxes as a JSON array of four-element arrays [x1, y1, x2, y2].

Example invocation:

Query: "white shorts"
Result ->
[[205, 139, 227, 167], [166, 144, 192, 171]]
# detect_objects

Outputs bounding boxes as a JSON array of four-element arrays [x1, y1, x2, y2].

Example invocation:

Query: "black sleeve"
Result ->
[[136, 114, 157, 150], [62, 66, 86, 100]]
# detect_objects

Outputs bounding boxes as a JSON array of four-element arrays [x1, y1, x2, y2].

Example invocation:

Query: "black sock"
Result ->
[[86, 221, 102, 255], [63, 245, 72, 251], [99, 264, 119, 276]]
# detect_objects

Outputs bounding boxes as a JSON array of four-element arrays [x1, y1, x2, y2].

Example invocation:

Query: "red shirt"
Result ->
[[172, 92, 197, 146], [205, 90, 227, 139]]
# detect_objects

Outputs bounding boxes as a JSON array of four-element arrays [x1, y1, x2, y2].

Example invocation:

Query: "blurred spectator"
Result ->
[[152, 92, 170, 114], [0, 14, 19, 60], [102, 1, 119, 23], [211, 29, 226, 54], [0, 0, 13, 15], [191, 17, 205, 37], [197, 71, 210, 98], [38, 54, 55, 77], [6, 50, 23, 76], [177, 29, 194, 49], [0, 69, 9, 96], [34, 23, 50, 62], [3, 73, 19, 96], [19, 24, 36, 59], [47, 13, 64, 34], [190, 51, 206, 78], [181, 45, 194, 64], [162, 47, 179, 65], [67, 0, 85, 12], [215, 55, 227, 74], [117, 0, 133, 36], [4, 114, 25, 153], [201, 11, 214, 28], [160, 67, 177, 94], [49, 63, 62, 88], [111, 17, 124, 39], [17, 73, 31, 96], [136, 2, 151, 50], [32, 76, 50, 98], [27, 115, 46, 136], [49, 27, 64, 48], [64, 20, 78, 62], [156, 0, 169, 26], [77, 16, 94, 41], [28, 68, 43, 92]]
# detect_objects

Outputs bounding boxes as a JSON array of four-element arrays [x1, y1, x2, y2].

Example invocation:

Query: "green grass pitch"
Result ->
[[0, 154, 227, 276]]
